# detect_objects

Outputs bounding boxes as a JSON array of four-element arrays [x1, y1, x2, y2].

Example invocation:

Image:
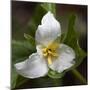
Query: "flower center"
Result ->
[[42, 43, 59, 65]]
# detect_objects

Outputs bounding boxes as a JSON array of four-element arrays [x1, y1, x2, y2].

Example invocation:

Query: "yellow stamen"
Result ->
[[48, 55, 52, 65], [42, 42, 59, 65], [48, 50, 52, 54], [43, 53, 48, 57]]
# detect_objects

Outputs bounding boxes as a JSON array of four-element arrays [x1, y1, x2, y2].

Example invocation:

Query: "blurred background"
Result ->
[[12, 0, 87, 89]]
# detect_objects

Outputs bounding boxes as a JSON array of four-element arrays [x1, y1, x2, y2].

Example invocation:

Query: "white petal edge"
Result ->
[[50, 44, 75, 73], [36, 45, 44, 58], [14, 53, 48, 78], [35, 11, 61, 46]]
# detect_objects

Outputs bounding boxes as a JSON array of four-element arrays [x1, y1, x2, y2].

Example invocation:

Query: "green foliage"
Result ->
[[24, 33, 36, 46], [41, 3, 56, 16]]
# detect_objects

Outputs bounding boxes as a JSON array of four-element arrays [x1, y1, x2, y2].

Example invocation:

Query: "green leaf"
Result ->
[[63, 14, 86, 69], [12, 40, 36, 51], [15, 75, 29, 88], [12, 40, 36, 62], [26, 5, 47, 36], [41, 3, 56, 15], [15, 76, 62, 88], [24, 33, 35, 46], [11, 68, 18, 88], [72, 69, 87, 84]]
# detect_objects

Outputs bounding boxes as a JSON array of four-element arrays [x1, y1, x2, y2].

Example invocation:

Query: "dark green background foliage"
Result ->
[[12, 1, 87, 89]]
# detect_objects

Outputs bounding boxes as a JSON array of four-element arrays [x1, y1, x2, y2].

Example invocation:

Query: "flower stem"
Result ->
[[72, 69, 87, 84], [53, 78, 62, 86]]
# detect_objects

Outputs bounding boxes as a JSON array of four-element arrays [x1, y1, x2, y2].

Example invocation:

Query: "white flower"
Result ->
[[14, 11, 75, 79]]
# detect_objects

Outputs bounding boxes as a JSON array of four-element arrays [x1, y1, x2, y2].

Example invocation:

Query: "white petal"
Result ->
[[50, 44, 75, 73], [36, 45, 43, 58], [14, 53, 48, 78], [35, 11, 61, 46]]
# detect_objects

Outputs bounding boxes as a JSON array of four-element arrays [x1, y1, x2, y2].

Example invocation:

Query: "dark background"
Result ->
[[12, 0, 87, 89]]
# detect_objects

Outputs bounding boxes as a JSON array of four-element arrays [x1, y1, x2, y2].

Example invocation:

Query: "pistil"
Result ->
[[47, 55, 52, 65], [42, 44, 58, 65]]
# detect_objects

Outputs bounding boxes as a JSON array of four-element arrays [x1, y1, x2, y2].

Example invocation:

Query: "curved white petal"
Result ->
[[50, 44, 75, 73], [36, 45, 44, 58], [14, 53, 48, 78], [35, 11, 61, 46]]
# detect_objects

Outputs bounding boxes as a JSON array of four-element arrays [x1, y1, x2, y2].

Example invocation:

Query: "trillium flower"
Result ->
[[14, 11, 75, 79]]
